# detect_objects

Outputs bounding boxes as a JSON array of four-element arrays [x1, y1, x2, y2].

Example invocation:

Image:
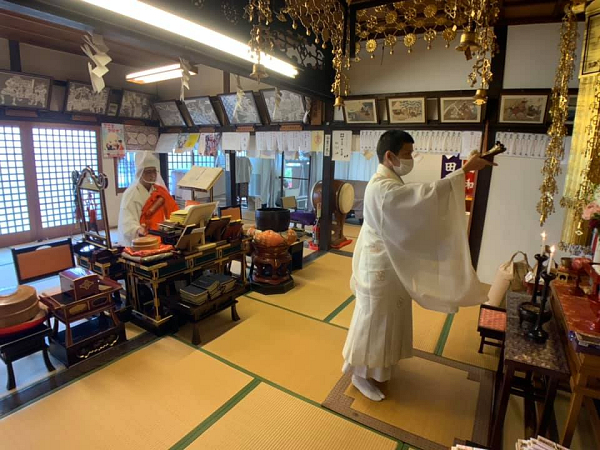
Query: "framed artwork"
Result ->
[[582, 11, 600, 76], [107, 103, 119, 116], [440, 97, 482, 123], [218, 91, 262, 126], [387, 97, 426, 124], [153, 100, 186, 127], [260, 88, 305, 123], [182, 96, 221, 126], [566, 94, 578, 125], [343, 98, 378, 124], [499, 94, 548, 124], [0, 69, 52, 110], [64, 81, 110, 115], [118, 89, 154, 119]]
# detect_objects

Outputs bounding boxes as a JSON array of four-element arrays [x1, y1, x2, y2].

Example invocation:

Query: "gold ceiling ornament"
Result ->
[[386, 11, 398, 24], [424, 3, 438, 18], [473, 88, 487, 105], [385, 34, 398, 54], [366, 39, 378, 58], [443, 27, 457, 47], [404, 33, 417, 53], [354, 42, 361, 62], [424, 29, 437, 50], [536, 4, 579, 227]]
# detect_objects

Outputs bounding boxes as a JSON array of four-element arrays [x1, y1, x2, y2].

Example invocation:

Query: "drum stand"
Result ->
[[331, 210, 350, 248]]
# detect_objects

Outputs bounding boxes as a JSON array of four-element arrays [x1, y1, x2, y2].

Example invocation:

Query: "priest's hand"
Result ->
[[137, 224, 148, 237], [463, 154, 495, 173]]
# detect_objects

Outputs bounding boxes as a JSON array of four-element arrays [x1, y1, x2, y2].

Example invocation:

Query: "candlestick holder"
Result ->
[[526, 270, 556, 344], [530, 253, 549, 305], [519, 253, 550, 330]]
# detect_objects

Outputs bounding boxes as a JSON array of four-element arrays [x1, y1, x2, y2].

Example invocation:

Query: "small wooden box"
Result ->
[[59, 268, 99, 300]]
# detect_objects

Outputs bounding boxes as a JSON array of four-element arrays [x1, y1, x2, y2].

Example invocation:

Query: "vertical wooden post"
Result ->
[[9, 40, 21, 72], [320, 132, 335, 250]]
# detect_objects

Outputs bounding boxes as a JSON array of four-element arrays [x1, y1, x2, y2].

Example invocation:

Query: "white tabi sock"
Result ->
[[351, 374, 385, 402]]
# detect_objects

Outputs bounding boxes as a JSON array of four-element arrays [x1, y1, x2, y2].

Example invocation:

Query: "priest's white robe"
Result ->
[[342, 164, 487, 381]]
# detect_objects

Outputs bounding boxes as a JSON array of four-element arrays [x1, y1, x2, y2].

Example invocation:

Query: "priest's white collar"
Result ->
[[376, 164, 404, 184]]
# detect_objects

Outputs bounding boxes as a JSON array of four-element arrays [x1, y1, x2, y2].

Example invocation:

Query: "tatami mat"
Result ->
[[329, 300, 446, 355], [344, 224, 362, 238], [187, 382, 397, 450], [0, 337, 252, 450], [249, 253, 353, 321], [442, 305, 500, 370], [203, 298, 347, 403]]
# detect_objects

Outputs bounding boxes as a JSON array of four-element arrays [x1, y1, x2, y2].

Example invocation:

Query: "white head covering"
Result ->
[[134, 152, 165, 187]]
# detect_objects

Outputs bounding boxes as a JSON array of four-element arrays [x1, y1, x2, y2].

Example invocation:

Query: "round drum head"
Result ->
[[337, 183, 355, 214]]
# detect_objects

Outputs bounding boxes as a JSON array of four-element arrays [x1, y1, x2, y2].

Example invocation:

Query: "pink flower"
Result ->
[[583, 201, 600, 220]]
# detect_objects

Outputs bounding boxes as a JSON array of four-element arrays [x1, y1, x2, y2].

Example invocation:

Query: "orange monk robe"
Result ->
[[140, 185, 179, 231]]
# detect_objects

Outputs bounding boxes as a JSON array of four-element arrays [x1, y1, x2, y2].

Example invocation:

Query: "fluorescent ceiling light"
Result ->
[[126, 63, 196, 84], [80, 0, 299, 78]]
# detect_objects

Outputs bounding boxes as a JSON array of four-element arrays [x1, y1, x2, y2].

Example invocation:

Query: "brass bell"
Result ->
[[456, 29, 480, 60], [249, 63, 269, 82], [334, 96, 345, 108], [473, 89, 488, 105]]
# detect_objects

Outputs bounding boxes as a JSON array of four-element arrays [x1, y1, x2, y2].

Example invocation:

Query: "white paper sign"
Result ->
[[238, 132, 250, 151], [247, 135, 259, 158], [222, 132, 241, 151], [332, 130, 352, 161], [155, 133, 179, 153], [311, 130, 324, 152], [324, 134, 331, 157]]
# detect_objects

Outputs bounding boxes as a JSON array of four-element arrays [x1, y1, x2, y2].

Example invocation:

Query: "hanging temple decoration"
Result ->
[[537, 4, 578, 227], [246, 0, 500, 105]]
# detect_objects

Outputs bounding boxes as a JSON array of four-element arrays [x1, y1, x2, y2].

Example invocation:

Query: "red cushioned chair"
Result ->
[[477, 304, 506, 353]]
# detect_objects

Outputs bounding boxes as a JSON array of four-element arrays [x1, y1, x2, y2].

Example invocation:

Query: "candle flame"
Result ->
[[550, 245, 556, 253], [541, 231, 547, 239]]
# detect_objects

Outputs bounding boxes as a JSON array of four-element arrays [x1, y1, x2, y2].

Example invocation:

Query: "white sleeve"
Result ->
[[381, 170, 486, 313], [117, 188, 143, 247]]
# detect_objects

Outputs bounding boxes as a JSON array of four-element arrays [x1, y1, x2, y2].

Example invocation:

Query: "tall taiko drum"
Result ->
[[311, 180, 355, 247]]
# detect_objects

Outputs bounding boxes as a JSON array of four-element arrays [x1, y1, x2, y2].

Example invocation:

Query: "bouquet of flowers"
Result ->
[[583, 188, 600, 228]]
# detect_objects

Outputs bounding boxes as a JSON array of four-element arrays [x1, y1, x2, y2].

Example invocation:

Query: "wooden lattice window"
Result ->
[[32, 127, 99, 229], [115, 152, 137, 193], [0, 125, 30, 235]]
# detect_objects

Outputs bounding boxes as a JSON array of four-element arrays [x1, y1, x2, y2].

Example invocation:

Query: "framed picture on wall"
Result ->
[[387, 97, 426, 124], [582, 11, 600, 76], [118, 89, 154, 119], [0, 69, 52, 110], [440, 97, 482, 123], [499, 94, 548, 124], [182, 96, 221, 126], [343, 98, 378, 124], [566, 95, 578, 125], [260, 88, 306, 123], [218, 91, 262, 126], [64, 81, 110, 115], [153, 100, 186, 127]]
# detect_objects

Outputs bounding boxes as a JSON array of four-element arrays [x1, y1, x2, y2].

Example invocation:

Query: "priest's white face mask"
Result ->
[[389, 153, 414, 177]]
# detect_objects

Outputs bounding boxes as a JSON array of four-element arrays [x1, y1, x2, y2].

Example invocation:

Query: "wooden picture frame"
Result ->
[[181, 96, 221, 126], [498, 94, 548, 124], [343, 98, 379, 124], [0, 69, 52, 110], [153, 100, 186, 127], [64, 80, 110, 115], [217, 91, 262, 126], [387, 96, 426, 124], [260, 88, 306, 124], [582, 11, 600, 76], [118, 89, 154, 119], [439, 97, 482, 123]]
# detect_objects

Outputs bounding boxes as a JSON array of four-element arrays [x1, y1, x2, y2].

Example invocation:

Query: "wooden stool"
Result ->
[[477, 305, 506, 353], [0, 324, 55, 390]]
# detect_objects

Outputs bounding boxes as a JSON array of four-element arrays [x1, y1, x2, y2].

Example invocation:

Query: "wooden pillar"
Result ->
[[159, 154, 169, 191], [320, 132, 334, 250], [9, 40, 21, 72], [469, 25, 508, 268], [225, 150, 237, 207]]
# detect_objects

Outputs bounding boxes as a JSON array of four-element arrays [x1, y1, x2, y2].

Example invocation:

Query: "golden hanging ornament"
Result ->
[[473, 88, 488, 105], [404, 33, 416, 53], [537, 5, 578, 227], [366, 39, 377, 58]]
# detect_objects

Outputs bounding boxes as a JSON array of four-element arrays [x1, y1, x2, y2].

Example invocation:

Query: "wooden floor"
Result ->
[[0, 227, 597, 450]]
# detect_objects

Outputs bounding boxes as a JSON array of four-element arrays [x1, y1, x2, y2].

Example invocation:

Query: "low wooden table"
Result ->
[[163, 284, 246, 345], [550, 283, 600, 447], [490, 290, 570, 450], [0, 324, 55, 390]]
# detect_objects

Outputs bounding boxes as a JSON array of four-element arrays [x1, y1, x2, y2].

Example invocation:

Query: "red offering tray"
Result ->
[[553, 283, 600, 337], [0, 306, 48, 337]]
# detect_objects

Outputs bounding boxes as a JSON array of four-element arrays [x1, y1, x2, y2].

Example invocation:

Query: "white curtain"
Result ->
[[249, 157, 279, 207], [334, 152, 378, 181]]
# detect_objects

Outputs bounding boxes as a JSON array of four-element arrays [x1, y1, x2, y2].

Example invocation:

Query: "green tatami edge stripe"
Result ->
[[434, 313, 455, 356], [169, 334, 401, 446], [170, 378, 261, 450], [1, 333, 160, 419], [244, 293, 348, 330], [324, 295, 355, 323]]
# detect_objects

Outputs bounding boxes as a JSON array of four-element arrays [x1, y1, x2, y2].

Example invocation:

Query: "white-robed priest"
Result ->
[[342, 130, 494, 401]]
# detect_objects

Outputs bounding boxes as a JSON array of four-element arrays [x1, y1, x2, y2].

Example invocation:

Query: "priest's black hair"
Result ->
[[376, 130, 415, 163]]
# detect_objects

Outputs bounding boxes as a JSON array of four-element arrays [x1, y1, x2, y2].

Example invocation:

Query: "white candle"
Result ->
[[549, 245, 556, 272], [540, 231, 547, 255]]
